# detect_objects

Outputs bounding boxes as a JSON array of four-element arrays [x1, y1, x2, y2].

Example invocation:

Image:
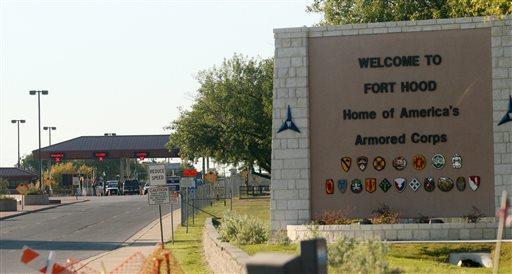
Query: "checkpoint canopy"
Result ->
[[32, 134, 179, 161]]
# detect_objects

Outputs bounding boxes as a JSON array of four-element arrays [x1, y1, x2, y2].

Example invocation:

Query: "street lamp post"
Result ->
[[43, 126, 57, 145], [11, 119, 26, 167], [29, 90, 48, 190]]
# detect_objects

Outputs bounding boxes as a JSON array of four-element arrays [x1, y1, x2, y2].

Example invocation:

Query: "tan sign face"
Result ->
[[309, 28, 494, 218]]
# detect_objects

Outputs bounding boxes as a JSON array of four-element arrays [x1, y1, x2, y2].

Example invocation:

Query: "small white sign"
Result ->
[[72, 177, 80, 186], [148, 186, 170, 205], [148, 164, 166, 186]]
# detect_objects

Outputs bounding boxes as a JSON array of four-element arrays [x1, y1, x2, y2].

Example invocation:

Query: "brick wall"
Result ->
[[287, 222, 512, 242], [272, 16, 512, 230]]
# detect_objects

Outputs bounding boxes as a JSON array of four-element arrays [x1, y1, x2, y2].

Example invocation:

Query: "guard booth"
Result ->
[[32, 134, 180, 190]]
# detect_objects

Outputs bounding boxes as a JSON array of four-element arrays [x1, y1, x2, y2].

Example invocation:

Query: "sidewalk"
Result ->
[[81, 208, 181, 272], [0, 196, 89, 220]]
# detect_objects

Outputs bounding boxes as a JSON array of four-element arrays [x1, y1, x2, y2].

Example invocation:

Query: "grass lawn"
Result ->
[[164, 197, 270, 274], [166, 196, 511, 273]]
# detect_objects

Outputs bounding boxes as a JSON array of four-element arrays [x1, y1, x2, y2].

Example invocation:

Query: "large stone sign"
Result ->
[[271, 16, 512, 230]]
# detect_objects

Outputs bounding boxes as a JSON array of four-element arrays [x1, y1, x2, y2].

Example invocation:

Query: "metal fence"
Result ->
[[180, 183, 232, 227]]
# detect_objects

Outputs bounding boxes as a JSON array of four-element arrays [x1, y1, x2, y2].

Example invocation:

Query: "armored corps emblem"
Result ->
[[338, 179, 347, 193], [392, 156, 407, 171], [365, 178, 377, 193], [325, 179, 334, 194], [412, 154, 426, 170], [357, 156, 368, 171], [394, 178, 407, 193], [424, 177, 435, 192], [438, 177, 454, 192], [373, 156, 386, 171], [452, 154, 463, 169], [341, 157, 352, 172], [351, 179, 363, 193], [409, 177, 421, 192], [379, 178, 392, 192], [432, 154, 445, 169], [468, 176, 480, 191]]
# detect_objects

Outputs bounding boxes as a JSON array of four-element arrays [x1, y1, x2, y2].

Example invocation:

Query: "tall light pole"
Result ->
[[43, 126, 57, 145], [29, 90, 48, 190], [11, 119, 26, 167]]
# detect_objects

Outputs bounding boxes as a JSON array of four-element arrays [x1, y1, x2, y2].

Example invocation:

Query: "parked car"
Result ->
[[106, 180, 120, 195], [123, 179, 140, 195]]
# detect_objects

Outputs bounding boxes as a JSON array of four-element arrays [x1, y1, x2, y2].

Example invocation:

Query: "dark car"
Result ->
[[123, 180, 140, 195], [123, 179, 140, 195]]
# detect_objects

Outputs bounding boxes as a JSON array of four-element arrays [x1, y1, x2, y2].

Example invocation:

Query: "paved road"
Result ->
[[0, 195, 170, 273]]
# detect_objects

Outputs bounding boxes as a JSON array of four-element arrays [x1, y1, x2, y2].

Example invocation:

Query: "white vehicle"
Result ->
[[106, 180, 120, 195]]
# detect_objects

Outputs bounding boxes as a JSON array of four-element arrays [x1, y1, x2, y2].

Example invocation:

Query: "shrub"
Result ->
[[0, 179, 8, 195], [314, 208, 356, 225], [329, 237, 396, 274], [371, 203, 400, 224], [218, 211, 268, 245], [25, 188, 44, 195], [464, 206, 485, 223]]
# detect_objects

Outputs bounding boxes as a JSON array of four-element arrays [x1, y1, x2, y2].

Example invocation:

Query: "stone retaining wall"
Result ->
[[203, 218, 249, 274], [287, 223, 512, 242]]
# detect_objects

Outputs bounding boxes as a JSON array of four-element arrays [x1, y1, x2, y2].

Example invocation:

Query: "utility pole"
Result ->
[[11, 119, 26, 167], [29, 90, 48, 190], [43, 126, 57, 145]]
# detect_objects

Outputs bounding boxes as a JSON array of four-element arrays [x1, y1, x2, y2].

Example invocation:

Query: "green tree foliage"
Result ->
[[167, 55, 273, 173], [307, 0, 512, 25]]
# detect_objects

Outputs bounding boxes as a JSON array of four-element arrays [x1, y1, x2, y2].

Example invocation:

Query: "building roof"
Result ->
[[0, 167, 38, 179], [32, 134, 179, 160]]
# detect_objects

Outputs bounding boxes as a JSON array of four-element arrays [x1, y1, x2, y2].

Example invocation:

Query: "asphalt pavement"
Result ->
[[0, 195, 170, 273]]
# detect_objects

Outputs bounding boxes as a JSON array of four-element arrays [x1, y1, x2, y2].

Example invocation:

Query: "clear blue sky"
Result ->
[[0, 0, 321, 166]]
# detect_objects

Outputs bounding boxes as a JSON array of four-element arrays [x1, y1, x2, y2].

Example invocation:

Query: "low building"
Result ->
[[0, 167, 38, 193]]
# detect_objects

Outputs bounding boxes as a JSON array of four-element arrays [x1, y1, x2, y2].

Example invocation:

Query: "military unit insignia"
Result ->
[[424, 177, 435, 192], [456, 176, 466, 191], [452, 154, 462, 169], [412, 154, 426, 170], [432, 154, 445, 169], [351, 179, 363, 193], [325, 179, 334, 194], [357, 157, 368, 171], [409, 177, 421, 192], [337, 179, 347, 193], [373, 156, 386, 171], [394, 178, 407, 192], [379, 178, 392, 192], [365, 178, 377, 193], [341, 157, 352, 172], [392, 156, 407, 171], [438, 177, 454, 192], [468, 176, 480, 191]]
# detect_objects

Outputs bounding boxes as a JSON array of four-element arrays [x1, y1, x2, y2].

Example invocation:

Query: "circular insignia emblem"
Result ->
[[392, 156, 407, 171], [373, 156, 386, 171], [452, 154, 463, 169], [350, 179, 363, 193], [432, 154, 445, 169], [437, 177, 454, 192], [424, 177, 435, 192], [456, 176, 466, 191], [412, 154, 426, 170]]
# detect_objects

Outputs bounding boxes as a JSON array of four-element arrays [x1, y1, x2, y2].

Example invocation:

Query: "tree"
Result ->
[[307, 0, 512, 25], [167, 54, 273, 174]]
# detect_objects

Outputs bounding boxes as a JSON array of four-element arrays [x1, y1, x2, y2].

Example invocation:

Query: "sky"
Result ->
[[0, 0, 321, 167]]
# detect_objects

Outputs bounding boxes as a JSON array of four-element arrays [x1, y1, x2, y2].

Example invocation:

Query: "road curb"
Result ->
[[0, 199, 89, 221]]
